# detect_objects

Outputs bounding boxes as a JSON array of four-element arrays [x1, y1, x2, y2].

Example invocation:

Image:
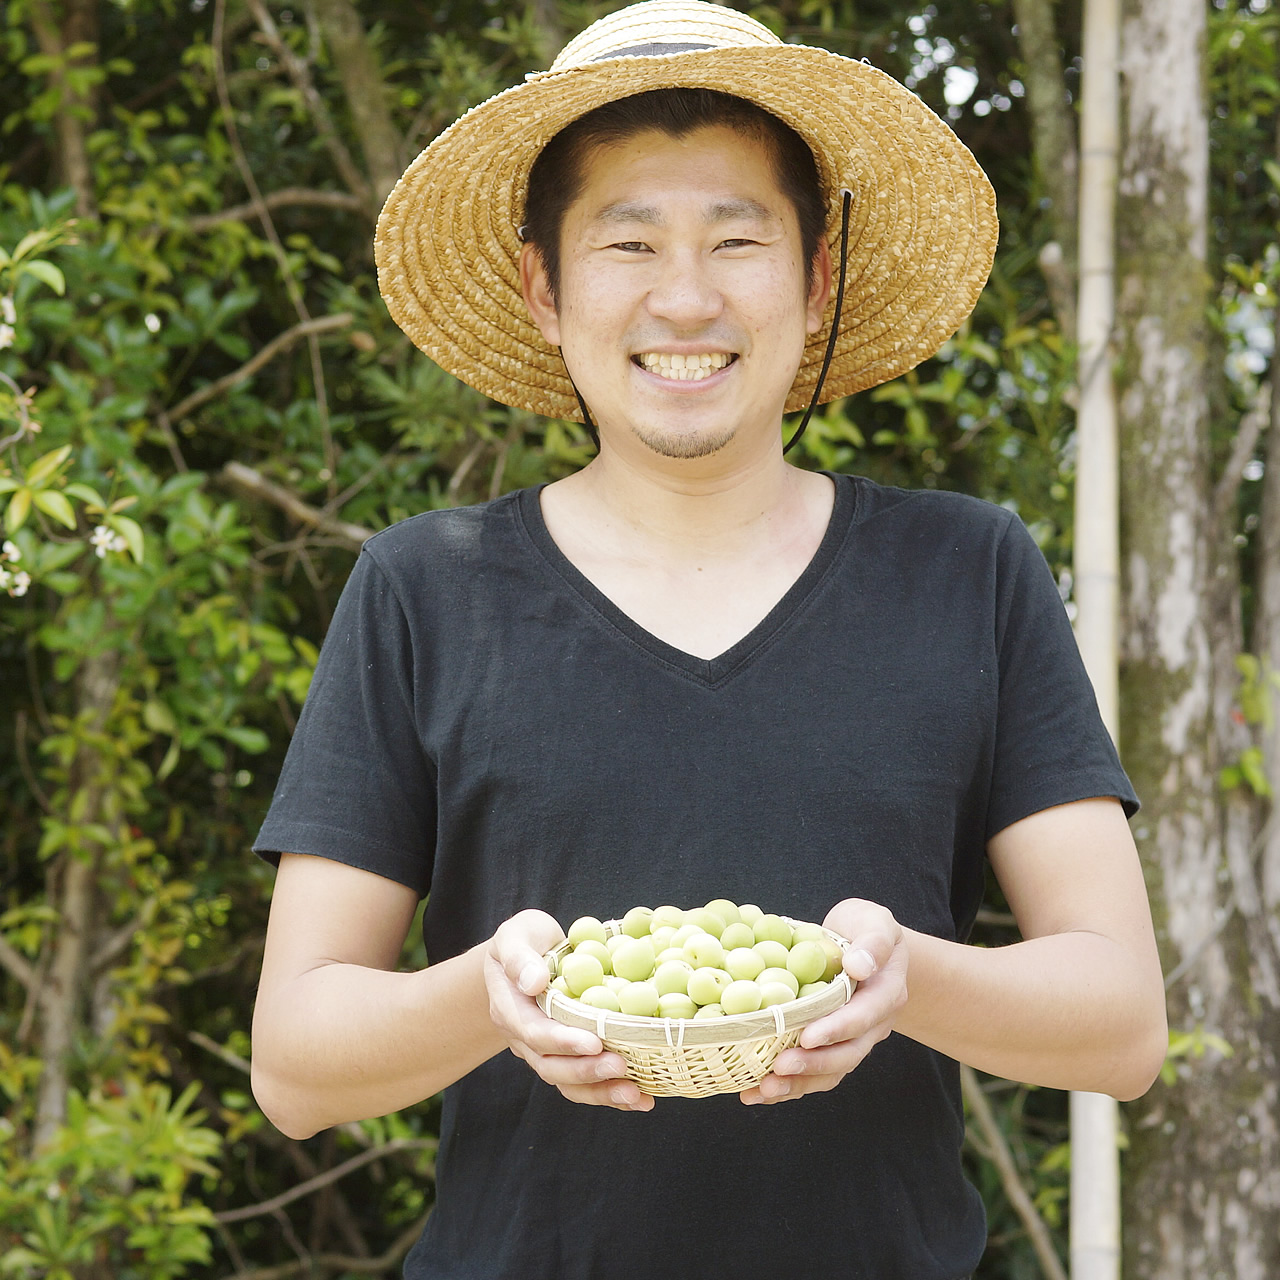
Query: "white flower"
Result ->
[[0, 324, 14, 350], [0, 295, 14, 325], [0, 539, 17, 562], [0, 567, 10, 589], [144, 312, 161, 333], [90, 525, 115, 558], [111, 534, 128, 554], [10, 571, 29, 597]]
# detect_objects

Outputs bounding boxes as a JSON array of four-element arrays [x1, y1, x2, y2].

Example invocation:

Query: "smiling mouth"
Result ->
[[632, 352, 737, 382]]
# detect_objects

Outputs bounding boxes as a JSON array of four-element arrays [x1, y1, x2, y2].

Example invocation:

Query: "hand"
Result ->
[[740, 898, 908, 1106], [483, 909, 654, 1112]]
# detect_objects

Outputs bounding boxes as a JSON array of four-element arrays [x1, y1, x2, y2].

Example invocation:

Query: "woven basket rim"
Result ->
[[537, 916, 854, 1048]]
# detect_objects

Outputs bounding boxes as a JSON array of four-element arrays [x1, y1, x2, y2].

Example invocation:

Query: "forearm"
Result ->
[[894, 928, 1167, 1099], [251, 942, 507, 1139]]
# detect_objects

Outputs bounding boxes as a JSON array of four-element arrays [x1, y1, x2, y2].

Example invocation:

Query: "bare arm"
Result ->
[[250, 853, 505, 1140], [750, 797, 1168, 1105]]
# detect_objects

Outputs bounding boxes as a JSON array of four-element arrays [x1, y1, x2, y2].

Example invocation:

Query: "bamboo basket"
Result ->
[[536, 917, 855, 1098]]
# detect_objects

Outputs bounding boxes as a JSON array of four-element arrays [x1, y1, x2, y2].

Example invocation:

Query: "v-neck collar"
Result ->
[[515, 471, 858, 687]]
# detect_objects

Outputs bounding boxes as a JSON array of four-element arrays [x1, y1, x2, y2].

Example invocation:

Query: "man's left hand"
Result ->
[[740, 898, 907, 1105]]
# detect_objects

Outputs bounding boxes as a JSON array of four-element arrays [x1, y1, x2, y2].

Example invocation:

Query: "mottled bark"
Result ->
[[1117, 1, 1280, 1275], [32, 651, 119, 1152], [311, 0, 404, 206], [1012, 0, 1079, 336], [1252, 114, 1280, 940]]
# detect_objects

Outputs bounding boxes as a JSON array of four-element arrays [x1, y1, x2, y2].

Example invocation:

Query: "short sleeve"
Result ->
[[253, 550, 436, 895], [985, 517, 1138, 839]]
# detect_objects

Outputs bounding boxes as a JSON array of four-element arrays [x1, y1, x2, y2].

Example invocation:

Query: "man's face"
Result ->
[[520, 123, 830, 461]]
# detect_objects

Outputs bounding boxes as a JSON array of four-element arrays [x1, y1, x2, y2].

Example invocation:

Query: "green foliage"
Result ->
[[0, 0, 1268, 1277]]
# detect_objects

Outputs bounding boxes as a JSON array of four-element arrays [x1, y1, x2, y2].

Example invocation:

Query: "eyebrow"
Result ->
[[589, 197, 780, 228]]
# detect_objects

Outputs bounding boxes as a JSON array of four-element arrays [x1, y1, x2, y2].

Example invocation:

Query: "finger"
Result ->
[[557, 1079, 655, 1111], [491, 910, 566, 994], [519, 1046, 631, 1089], [743, 1070, 844, 1104]]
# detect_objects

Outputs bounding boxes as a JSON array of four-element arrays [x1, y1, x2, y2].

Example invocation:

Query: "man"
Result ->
[[250, 4, 1167, 1277]]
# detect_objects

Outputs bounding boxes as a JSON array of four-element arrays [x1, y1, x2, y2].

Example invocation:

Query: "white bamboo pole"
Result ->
[[1071, 0, 1122, 1271]]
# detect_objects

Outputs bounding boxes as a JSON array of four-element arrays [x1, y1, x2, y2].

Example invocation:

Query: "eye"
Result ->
[[610, 241, 652, 253], [717, 238, 759, 249]]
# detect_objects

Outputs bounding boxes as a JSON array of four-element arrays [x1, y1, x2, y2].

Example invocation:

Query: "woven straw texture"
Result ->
[[536, 918, 854, 1098], [375, 0, 997, 423]]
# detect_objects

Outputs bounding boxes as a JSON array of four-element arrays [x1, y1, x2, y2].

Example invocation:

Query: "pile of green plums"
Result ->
[[546, 900, 845, 1021]]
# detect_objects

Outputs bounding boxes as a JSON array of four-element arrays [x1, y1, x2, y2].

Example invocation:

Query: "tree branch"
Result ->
[[220, 1210, 430, 1280], [961, 1065, 1068, 1280], [214, 1137, 436, 1223], [0, 932, 37, 993], [184, 188, 366, 232], [220, 461, 373, 549], [242, 0, 372, 205], [161, 312, 352, 432], [1213, 380, 1271, 533]]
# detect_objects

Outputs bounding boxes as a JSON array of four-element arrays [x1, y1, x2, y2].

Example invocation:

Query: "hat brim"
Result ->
[[375, 44, 997, 422]]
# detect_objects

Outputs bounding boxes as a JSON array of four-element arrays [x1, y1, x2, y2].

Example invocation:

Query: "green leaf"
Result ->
[[112, 514, 145, 563], [21, 258, 65, 295], [221, 725, 268, 753], [24, 445, 72, 486], [63, 482, 104, 507], [32, 489, 76, 529], [4, 488, 31, 533]]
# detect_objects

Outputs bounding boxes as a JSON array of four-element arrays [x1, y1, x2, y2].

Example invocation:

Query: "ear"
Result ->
[[805, 237, 833, 335], [519, 242, 562, 346]]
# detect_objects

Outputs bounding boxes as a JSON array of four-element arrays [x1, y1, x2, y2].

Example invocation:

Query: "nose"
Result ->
[[644, 250, 724, 329]]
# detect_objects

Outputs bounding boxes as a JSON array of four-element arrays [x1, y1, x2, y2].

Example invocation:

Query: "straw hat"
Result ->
[[375, 0, 998, 422]]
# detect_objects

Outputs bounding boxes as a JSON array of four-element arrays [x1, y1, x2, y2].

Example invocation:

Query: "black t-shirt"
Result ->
[[255, 473, 1136, 1280]]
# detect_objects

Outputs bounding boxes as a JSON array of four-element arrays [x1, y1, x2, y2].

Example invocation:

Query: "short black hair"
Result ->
[[523, 88, 828, 304]]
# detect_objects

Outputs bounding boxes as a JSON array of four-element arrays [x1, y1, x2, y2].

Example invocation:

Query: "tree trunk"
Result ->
[[1116, 2, 1280, 1275], [32, 651, 118, 1153], [27, 0, 100, 217], [1011, 0, 1079, 337], [311, 0, 404, 206]]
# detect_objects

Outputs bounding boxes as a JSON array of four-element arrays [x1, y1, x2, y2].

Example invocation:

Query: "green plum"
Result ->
[[724, 947, 766, 982], [618, 981, 660, 1016], [683, 932, 726, 970], [621, 906, 655, 938], [653, 959, 693, 996], [737, 904, 764, 927], [792, 921, 826, 944], [798, 981, 830, 997], [687, 966, 731, 1006], [573, 939, 612, 973], [611, 937, 657, 982], [693, 1003, 726, 1019], [759, 981, 796, 1008], [786, 940, 827, 986], [719, 922, 756, 951], [753, 914, 794, 947], [704, 898, 742, 927], [684, 907, 726, 938], [579, 985, 622, 1012], [657, 992, 698, 1019], [650, 905, 685, 931], [720, 980, 763, 1015], [567, 916, 608, 946], [756, 966, 800, 997], [560, 951, 605, 997], [752, 940, 790, 970]]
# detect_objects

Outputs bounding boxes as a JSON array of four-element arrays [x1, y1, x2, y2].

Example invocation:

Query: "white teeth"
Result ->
[[636, 352, 732, 381]]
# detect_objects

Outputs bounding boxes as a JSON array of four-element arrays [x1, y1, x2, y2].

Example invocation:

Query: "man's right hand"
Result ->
[[484, 909, 654, 1111]]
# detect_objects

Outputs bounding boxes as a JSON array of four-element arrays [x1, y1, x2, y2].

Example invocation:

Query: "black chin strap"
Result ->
[[558, 186, 853, 459], [784, 187, 854, 456], [560, 356, 600, 451]]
